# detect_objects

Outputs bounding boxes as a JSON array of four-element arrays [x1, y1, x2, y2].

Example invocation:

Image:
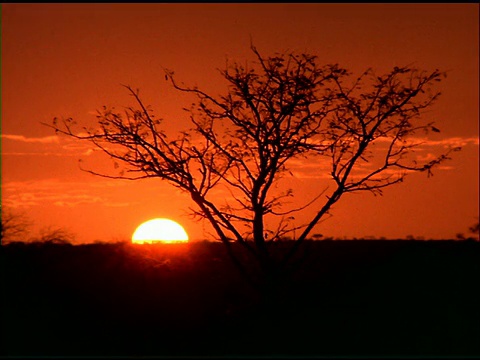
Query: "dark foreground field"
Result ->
[[1, 239, 479, 357]]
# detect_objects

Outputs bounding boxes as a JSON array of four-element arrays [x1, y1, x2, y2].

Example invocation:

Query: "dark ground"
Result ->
[[1, 239, 479, 357]]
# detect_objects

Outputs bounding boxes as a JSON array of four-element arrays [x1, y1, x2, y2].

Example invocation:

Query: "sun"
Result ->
[[132, 218, 189, 244]]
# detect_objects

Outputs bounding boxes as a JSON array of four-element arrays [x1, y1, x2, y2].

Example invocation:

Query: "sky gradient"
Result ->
[[1, 3, 479, 243]]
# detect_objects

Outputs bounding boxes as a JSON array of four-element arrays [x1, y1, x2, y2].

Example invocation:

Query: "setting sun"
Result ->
[[132, 218, 189, 244]]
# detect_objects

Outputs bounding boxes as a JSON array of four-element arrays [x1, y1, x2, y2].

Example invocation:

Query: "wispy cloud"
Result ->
[[285, 135, 478, 180], [1, 179, 136, 209], [1, 151, 92, 157], [1, 134, 60, 144], [2, 133, 97, 157], [374, 136, 479, 148]]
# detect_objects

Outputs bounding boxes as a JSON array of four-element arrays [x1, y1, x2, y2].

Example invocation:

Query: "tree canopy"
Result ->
[[47, 46, 458, 286]]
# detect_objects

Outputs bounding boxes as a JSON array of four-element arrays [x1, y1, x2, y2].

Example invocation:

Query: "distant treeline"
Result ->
[[1, 240, 479, 357]]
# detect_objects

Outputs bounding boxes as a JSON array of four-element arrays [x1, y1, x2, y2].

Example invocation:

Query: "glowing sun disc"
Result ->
[[132, 218, 189, 243]]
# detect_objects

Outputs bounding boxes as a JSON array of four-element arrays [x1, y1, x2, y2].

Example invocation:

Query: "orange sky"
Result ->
[[1, 3, 479, 243]]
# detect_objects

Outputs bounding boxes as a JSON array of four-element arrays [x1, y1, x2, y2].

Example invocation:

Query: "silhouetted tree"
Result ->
[[1, 206, 76, 245], [46, 45, 459, 289], [35, 226, 76, 244], [1, 206, 31, 244], [468, 221, 479, 240], [469, 222, 479, 234]]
